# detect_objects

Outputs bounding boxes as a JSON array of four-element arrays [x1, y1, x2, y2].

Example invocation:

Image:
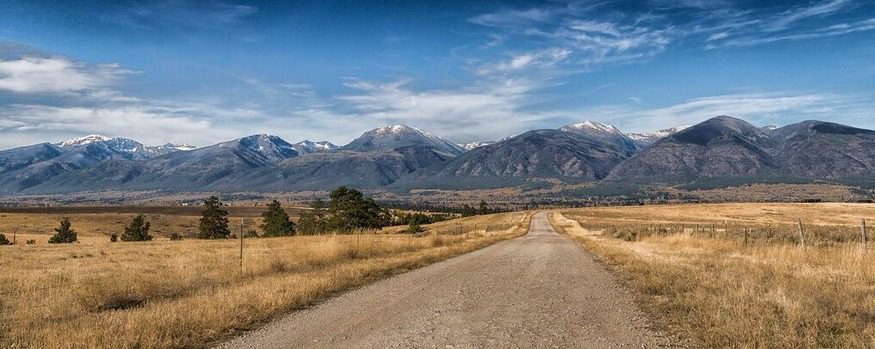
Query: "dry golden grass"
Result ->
[[0, 205, 305, 240], [551, 203, 875, 348], [563, 202, 875, 226], [0, 211, 531, 349]]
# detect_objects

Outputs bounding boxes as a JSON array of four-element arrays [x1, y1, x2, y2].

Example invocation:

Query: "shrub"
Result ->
[[169, 233, 184, 241], [0, 233, 10, 245], [121, 215, 153, 242], [48, 218, 77, 244], [407, 223, 424, 234], [110, 233, 118, 242], [26, 239, 36, 245], [245, 229, 259, 238]]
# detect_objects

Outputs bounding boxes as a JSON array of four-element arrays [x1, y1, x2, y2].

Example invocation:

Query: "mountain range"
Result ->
[[1, 117, 874, 194]]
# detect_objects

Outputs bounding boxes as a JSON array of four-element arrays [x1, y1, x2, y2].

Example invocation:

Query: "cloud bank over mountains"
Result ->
[[0, 0, 873, 149]]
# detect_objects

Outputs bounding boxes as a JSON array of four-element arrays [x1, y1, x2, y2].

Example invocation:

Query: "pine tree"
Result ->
[[327, 186, 390, 232], [48, 218, 77, 244], [121, 215, 153, 241], [260, 200, 295, 237], [297, 199, 328, 235], [198, 196, 231, 239]]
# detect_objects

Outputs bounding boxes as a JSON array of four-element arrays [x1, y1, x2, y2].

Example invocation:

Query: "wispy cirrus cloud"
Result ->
[[477, 48, 571, 75], [575, 92, 875, 132], [689, 0, 872, 48], [714, 17, 875, 47], [763, 0, 852, 32], [100, 0, 258, 31], [468, 4, 675, 76], [469, 7, 559, 28], [469, 0, 875, 76], [334, 78, 550, 142]]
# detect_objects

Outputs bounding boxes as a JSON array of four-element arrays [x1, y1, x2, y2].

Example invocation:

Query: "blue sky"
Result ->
[[0, 0, 874, 149]]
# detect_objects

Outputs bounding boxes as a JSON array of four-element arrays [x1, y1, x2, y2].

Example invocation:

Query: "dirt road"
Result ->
[[220, 212, 675, 348]]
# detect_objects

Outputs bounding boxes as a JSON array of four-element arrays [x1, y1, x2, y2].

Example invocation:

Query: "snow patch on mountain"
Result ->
[[59, 135, 113, 147], [161, 143, 197, 151], [461, 141, 495, 151], [627, 126, 691, 143], [293, 140, 338, 154], [343, 124, 464, 156], [560, 121, 621, 134]]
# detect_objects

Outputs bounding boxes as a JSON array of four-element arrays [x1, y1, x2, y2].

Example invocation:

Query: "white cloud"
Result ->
[[0, 57, 131, 94], [470, 0, 875, 71], [469, 8, 674, 76], [477, 48, 571, 75], [334, 78, 551, 142], [469, 7, 557, 28], [717, 17, 875, 47], [575, 93, 875, 133], [0, 103, 222, 148], [764, 0, 852, 32], [100, 0, 257, 31]]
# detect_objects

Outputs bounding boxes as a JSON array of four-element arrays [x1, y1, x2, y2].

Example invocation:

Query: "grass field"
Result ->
[[0, 211, 531, 349], [0, 206, 310, 241], [551, 203, 875, 348]]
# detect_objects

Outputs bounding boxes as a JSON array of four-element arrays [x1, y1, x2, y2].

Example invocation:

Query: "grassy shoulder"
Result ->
[[0, 212, 532, 349], [550, 205, 875, 349]]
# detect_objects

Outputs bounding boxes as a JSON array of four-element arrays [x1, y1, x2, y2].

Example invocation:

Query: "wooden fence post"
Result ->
[[862, 219, 868, 249], [797, 219, 806, 249], [239, 217, 244, 274]]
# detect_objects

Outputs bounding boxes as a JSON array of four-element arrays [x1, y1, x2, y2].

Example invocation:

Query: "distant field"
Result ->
[[0, 211, 531, 349], [0, 206, 307, 240], [552, 203, 875, 348], [561, 202, 874, 226]]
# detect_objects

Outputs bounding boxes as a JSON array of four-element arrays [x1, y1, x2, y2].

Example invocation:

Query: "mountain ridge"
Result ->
[[2, 117, 874, 194]]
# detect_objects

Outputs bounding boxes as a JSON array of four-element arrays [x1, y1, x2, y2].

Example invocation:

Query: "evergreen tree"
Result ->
[[260, 200, 295, 237], [48, 218, 77, 244], [327, 186, 390, 232], [297, 199, 328, 235], [479, 200, 488, 215], [461, 204, 477, 217], [121, 215, 153, 241], [198, 196, 231, 239]]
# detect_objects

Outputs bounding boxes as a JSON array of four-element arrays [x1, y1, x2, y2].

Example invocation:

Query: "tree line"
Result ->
[[381, 200, 510, 217], [0, 186, 506, 245]]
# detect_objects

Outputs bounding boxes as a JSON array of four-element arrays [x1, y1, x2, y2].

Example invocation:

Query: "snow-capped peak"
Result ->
[[296, 140, 337, 150], [59, 134, 113, 147], [373, 124, 422, 136], [561, 121, 621, 134], [626, 125, 691, 144], [293, 140, 338, 154]]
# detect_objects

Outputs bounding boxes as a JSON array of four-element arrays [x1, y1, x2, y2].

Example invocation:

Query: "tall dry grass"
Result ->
[[0, 212, 531, 349], [551, 206, 875, 348]]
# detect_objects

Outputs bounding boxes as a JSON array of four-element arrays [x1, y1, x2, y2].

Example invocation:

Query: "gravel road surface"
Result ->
[[220, 212, 676, 348]]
